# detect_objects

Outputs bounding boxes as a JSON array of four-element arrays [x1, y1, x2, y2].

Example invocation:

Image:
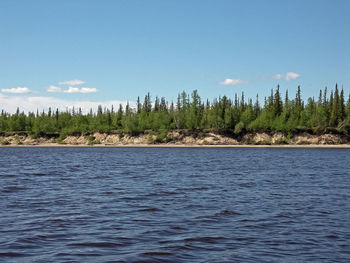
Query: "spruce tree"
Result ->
[[318, 89, 322, 105], [296, 85, 302, 107], [240, 92, 245, 111], [285, 89, 289, 106], [137, 96, 141, 113], [254, 94, 260, 116], [154, 96, 160, 112], [55, 108, 59, 123], [339, 88, 345, 122], [274, 85, 283, 116], [160, 97, 167, 111], [329, 90, 336, 127]]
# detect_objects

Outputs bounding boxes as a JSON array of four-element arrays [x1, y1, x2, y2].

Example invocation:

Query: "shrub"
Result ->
[[87, 136, 101, 145], [93, 139, 101, 145], [56, 133, 67, 144], [234, 122, 244, 134], [255, 140, 272, 145], [14, 135, 22, 145], [147, 133, 155, 144], [156, 129, 168, 143], [117, 130, 125, 139], [0, 139, 10, 145], [29, 133, 39, 139], [197, 131, 205, 139], [297, 140, 311, 145], [243, 137, 254, 145], [273, 138, 289, 145]]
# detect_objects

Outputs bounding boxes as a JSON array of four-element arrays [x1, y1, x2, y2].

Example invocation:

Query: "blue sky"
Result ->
[[0, 0, 349, 112]]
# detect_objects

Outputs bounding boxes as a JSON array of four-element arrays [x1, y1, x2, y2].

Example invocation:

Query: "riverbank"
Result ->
[[1, 144, 350, 148], [1, 130, 350, 147]]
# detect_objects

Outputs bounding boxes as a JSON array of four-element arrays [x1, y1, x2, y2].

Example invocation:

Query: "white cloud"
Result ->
[[58, 79, 86, 86], [219, 78, 246, 85], [273, 74, 282, 80], [0, 94, 132, 114], [63, 87, 97, 93], [47, 85, 62, 93], [1, 87, 31, 94], [285, 72, 300, 81], [63, 87, 80, 93], [80, 87, 97, 93], [46, 84, 97, 93]]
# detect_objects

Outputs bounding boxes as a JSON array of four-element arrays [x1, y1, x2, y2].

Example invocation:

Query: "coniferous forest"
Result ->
[[1, 85, 350, 138]]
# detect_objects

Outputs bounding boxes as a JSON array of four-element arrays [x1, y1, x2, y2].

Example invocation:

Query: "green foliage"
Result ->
[[55, 133, 67, 144], [243, 137, 254, 145], [156, 129, 168, 143], [56, 138, 66, 144], [234, 121, 245, 134], [14, 135, 22, 145], [86, 135, 101, 145], [0, 85, 349, 138], [147, 132, 155, 144], [273, 138, 289, 145]]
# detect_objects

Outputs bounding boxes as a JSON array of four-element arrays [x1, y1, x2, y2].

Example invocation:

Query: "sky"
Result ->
[[0, 0, 349, 113]]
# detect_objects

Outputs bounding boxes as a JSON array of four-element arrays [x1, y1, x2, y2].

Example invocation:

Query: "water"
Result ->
[[0, 147, 350, 263]]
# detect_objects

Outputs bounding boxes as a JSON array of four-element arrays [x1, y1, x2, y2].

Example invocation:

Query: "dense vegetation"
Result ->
[[1, 85, 350, 138]]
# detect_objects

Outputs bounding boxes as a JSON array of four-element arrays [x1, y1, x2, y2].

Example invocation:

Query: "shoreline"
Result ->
[[1, 130, 350, 148], [1, 143, 350, 148]]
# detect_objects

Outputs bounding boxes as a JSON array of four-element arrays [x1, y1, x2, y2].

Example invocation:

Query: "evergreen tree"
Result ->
[[155, 96, 160, 111], [160, 97, 167, 111], [296, 85, 302, 107], [137, 96, 141, 114], [274, 85, 283, 116], [0, 86, 348, 136], [339, 88, 345, 122], [254, 94, 260, 116]]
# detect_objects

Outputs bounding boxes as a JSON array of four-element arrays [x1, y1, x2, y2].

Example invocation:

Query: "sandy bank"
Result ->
[[1, 131, 350, 148], [1, 144, 350, 148]]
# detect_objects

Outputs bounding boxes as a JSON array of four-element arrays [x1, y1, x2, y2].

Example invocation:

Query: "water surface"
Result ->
[[1, 147, 350, 262]]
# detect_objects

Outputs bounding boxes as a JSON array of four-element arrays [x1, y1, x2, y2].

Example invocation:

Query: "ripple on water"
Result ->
[[0, 252, 29, 258], [1, 147, 350, 263], [137, 207, 162, 212], [216, 209, 242, 216], [183, 236, 226, 244], [33, 173, 47, 176], [2, 186, 27, 193], [68, 242, 124, 248]]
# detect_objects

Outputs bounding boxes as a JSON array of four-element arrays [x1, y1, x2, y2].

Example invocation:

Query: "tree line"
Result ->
[[1, 84, 350, 136]]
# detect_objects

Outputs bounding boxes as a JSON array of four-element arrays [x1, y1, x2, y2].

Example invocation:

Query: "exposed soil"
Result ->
[[1, 130, 349, 147]]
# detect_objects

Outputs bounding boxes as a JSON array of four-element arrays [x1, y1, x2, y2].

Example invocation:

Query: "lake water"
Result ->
[[1, 147, 350, 263]]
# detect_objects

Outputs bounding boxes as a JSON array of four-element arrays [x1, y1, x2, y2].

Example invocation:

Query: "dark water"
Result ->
[[1, 147, 350, 263]]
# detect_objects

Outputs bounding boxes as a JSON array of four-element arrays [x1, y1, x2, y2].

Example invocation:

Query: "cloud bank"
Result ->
[[0, 94, 133, 114], [1, 87, 31, 94]]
